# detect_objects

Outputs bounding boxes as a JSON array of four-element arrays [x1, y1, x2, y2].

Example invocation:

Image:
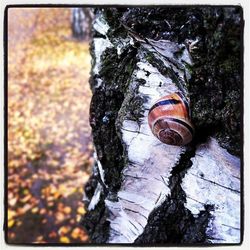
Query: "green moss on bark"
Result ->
[[189, 7, 242, 156], [122, 6, 242, 156]]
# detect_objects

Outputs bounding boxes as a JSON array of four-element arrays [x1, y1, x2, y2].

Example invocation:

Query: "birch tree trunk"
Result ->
[[82, 7, 242, 244], [71, 8, 93, 40]]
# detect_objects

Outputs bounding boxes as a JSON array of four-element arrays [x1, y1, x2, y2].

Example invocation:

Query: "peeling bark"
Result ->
[[82, 7, 242, 244], [182, 138, 240, 243]]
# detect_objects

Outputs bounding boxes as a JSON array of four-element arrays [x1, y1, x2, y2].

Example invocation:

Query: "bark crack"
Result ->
[[190, 173, 240, 193]]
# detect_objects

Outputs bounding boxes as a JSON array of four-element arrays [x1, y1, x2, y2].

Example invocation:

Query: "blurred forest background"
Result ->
[[7, 8, 93, 243]]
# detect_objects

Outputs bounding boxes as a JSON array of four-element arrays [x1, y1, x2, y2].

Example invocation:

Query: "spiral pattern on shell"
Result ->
[[148, 92, 194, 146]]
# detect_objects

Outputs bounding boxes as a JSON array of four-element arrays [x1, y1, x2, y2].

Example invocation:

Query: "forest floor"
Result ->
[[7, 8, 93, 243]]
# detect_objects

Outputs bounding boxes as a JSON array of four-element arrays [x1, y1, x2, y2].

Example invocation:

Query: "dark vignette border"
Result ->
[[3, 3, 244, 247]]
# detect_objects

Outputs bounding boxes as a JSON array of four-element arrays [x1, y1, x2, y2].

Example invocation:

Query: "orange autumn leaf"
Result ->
[[49, 231, 57, 238], [39, 208, 47, 215], [59, 236, 70, 243], [20, 194, 32, 203], [71, 227, 81, 239], [77, 206, 86, 215], [79, 234, 89, 242], [76, 214, 81, 223], [31, 207, 39, 213], [63, 206, 72, 214], [8, 219, 15, 228], [58, 226, 71, 236], [55, 212, 65, 223], [8, 210, 16, 220]]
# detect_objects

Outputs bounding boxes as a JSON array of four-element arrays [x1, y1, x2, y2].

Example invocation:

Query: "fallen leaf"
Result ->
[[8, 219, 15, 228], [58, 225, 70, 236], [71, 227, 80, 239], [59, 236, 70, 243], [77, 206, 86, 215], [63, 206, 72, 214]]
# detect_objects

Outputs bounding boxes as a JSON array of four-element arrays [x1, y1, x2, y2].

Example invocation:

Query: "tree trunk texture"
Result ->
[[82, 7, 242, 244], [71, 8, 93, 40]]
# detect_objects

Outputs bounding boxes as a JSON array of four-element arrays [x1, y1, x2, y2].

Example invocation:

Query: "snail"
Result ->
[[148, 92, 194, 146]]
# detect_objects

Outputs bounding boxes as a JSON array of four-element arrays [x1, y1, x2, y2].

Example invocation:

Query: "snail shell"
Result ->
[[148, 92, 194, 146]]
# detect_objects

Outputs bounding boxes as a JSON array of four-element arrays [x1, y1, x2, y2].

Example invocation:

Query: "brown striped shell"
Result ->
[[148, 92, 194, 146]]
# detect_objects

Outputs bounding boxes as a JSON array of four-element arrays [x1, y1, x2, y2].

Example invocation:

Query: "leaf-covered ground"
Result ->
[[7, 8, 92, 244]]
